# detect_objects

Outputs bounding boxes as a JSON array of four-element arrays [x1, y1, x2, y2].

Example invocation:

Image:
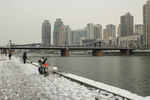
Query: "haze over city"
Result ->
[[0, 0, 147, 45], [2, 0, 150, 99]]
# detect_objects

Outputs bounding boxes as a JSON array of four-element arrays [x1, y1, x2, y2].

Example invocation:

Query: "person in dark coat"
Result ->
[[23, 52, 27, 64], [8, 49, 12, 60], [38, 60, 44, 74], [38, 57, 48, 75]]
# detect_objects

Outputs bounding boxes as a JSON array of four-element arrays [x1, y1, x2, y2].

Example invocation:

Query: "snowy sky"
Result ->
[[0, 0, 147, 45]]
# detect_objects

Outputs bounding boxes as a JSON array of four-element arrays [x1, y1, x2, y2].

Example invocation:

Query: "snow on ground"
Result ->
[[0, 56, 109, 100], [0, 55, 150, 100], [63, 73, 146, 100], [0, 54, 6, 61]]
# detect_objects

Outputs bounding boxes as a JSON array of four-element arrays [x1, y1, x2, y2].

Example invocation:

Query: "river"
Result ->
[[15, 51, 150, 96]]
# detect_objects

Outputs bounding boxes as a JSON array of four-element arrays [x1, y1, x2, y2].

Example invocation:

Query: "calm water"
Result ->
[[16, 51, 150, 96]]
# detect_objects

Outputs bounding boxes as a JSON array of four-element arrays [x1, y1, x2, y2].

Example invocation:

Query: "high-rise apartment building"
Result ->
[[53, 18, 64, 46], [103, 24, 116, 44], [103, 29, 107, 40], [87, 23, 94, 39], [42, 20, 51, 46], [62, 25, 71, 46], [71, 28, 87, 45], [87, 23, 102, 40], [106, 24, 116, 39], [143, 0, 150, 46], [94, 24, 102, 40], [120, 12, 134, 36], [135, 24, 143, 35], [117, 24, 121, 37]]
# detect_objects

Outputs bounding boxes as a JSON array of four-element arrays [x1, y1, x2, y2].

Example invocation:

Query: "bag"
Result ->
[[38, 67, 44, 74]]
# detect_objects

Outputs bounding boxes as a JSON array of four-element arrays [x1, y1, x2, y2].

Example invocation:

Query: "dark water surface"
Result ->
[[16, 52, 150, 96]]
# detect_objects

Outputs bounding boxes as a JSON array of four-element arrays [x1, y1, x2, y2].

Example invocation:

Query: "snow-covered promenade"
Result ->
[[0, 55, 150, 100]]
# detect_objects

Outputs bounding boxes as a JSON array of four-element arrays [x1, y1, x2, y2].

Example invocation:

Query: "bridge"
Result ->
[[0, 41, 133, 56]]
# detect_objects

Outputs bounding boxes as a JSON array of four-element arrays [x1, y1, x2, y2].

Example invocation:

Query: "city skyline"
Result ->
[[0, 0, 147, 45]]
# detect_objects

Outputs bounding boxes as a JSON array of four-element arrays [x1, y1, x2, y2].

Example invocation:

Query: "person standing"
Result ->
[[23, 52, 27, 64], [38, 60, 44, 74], [8, 49, 12, 60]]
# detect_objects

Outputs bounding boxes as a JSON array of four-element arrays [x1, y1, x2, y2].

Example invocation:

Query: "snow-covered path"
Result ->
[[0, 56, 150, 100], [0, 57, 50, 99], [0, 57, 103, 100]]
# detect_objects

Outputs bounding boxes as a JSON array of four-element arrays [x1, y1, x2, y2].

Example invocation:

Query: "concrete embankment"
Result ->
[[132, 50, 150, 56], [98, 50, 150, 56], [30, 59, 146, 100]]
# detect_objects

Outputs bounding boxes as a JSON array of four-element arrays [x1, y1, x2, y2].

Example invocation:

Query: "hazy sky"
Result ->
[[0, 0, 147, 45]]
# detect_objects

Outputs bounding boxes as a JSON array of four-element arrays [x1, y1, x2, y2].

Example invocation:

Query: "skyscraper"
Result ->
[[117, 24, 121, 37], [135, 24, 143, 35], [87, 23, 102, 40], [94, 24, 102, 40], [53, 18, 64, 46], [71, 28, 87, 45], [106, 24, 116, 39], [87, 23, 94, 39], [103, 29, 107, 40], [62, 25, 71, 46], [120, 12, 134, 36], [42, 20, 51, 46], [143, 0, 150, 46]]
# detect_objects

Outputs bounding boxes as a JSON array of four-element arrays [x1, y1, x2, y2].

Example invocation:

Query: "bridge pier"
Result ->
[[61, 48, 69, 56], [92, 49, 103, 56], [120, 49, 132, 56]]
